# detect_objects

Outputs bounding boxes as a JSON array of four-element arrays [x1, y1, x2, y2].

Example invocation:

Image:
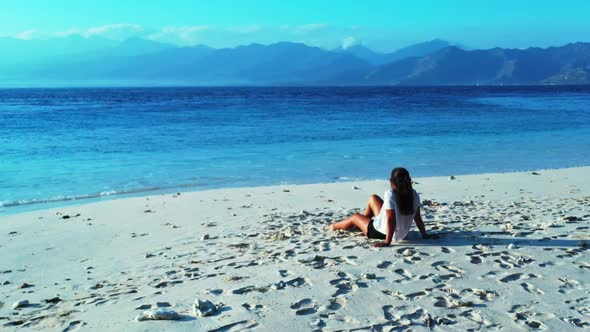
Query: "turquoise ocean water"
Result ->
[[1, 86, 589, 215]]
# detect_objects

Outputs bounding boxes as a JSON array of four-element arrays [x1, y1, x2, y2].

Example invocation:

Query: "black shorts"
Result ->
[[367, 220, 386, 240]]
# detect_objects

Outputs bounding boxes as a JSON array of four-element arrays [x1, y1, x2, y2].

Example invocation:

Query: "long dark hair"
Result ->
[[390, 167, 414, 215]]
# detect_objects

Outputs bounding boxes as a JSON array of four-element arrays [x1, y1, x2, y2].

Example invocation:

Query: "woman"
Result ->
[[329, 167, 435, 247]]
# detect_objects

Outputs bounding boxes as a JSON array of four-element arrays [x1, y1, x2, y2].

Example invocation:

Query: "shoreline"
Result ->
[[1, 167, 588, 330], [3, 165, 589, 217]]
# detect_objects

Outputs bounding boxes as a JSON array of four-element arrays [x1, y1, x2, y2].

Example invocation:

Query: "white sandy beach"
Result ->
[[1, 167, 589, 331]]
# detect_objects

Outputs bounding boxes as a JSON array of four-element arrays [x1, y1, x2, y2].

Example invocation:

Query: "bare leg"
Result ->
[[329, 213, 371, 236], [364, 194, 383, 218]]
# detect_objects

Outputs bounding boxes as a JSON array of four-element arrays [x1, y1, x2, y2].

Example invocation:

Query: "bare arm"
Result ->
[[414, 208, 436, 239], [385, 209, 395, 244]]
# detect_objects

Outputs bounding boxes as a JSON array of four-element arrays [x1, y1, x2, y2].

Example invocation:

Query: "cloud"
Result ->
[[14, 29, 40, 40], [226, 25, 264, 34], [8, 23, 363, 50], [14, 25, 145, 41], [148, 26, 211, 45], [83, 24, 144, 40], [295, 23, 330, 34], [54, 28, 83, 38]]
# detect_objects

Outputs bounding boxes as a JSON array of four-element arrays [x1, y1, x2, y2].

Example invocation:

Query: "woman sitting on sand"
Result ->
[[329, 167, 435, 247]]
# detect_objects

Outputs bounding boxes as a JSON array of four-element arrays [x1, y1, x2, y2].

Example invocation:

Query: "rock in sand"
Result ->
[[12, 300, 29, 309], [193, 299, 217, 317], [136, 308, 181, 321]]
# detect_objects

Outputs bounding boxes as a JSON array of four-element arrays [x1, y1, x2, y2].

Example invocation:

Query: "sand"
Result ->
[[0, 167, 589, 331]]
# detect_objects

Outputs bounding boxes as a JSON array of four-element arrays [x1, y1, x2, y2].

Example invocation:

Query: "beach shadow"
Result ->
[[19, 303, 43, 309], [401, 231, 587, 248], [211, 305, 232, 317], [178, 315, 197, 322]]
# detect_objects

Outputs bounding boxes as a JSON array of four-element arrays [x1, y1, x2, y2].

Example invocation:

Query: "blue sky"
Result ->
[[1, 0, 589, 51]]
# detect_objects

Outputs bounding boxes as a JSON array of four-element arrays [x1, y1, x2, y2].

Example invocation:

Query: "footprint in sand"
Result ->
[[441, 247, 455, 254], [278, 269, 292, 278], [377, 261, 392, 269], [509, 304, 552, 329], [493, 258, 513, 269], [396, 306, 429, 321], [515, 312, 543, 329], [556, 248, 583, 259], [521, 282, 544, 295], [331, 281, 356, 297], [208, 289, 224, 295], [432, 273, 461, 283], [431, 261, 450, 268], [558, 278, 580, 288], [393, 268, 414, 280], [290, 298, 318, 316], [538, 261, 555, 268], [495, 253, 534, 269], [397, 247, 430, 263], [468, 254, 484, 264], [406, 291, 428, 300], [463, 288, 498, 301], [314, 242, 331, 252], [326, 297, 346, 311], [407, 256, 423, 263], [382, 290, 407, 300], [242, 303, 265, 314], [290, 298, 313, 309], [499, 273, 540, 283], [383, 305, 399, 321], [62, 320, 86, 332], [558, 278, 581, 294], [285, 276, 310, 288], [433, 316, 458, 326], [459, 310, 491, 326], [232, 285, 266, 295], [433, 296, 474, 308], [499, 273, 523, 282], [431, 261, 464, 275], [564, 317, 590, 328], [328, 271, 366, 296], [418, 273, 434, 280], [209, 320, 259, 331], [443, 265, 464, 274]]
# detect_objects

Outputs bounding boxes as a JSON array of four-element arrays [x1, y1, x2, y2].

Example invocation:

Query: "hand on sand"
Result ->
[[422, 233, 440, 240], [373, 241, 390, 248]]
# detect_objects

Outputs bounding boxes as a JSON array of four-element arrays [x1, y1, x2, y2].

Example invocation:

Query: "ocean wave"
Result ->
[[0, 190, 123, 208], [0, 181, 213, 209]]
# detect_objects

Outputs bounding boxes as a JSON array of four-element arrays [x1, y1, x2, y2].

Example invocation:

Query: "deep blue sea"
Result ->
[[1, 86, 590, 215]]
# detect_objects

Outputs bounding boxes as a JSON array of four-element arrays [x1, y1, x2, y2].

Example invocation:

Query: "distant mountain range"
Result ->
[[1, 37, 589, 86], [335, 39, 456, 65]]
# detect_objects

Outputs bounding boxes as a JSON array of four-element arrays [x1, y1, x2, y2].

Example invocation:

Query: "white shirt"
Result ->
[[373, 189, 420, 243]]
